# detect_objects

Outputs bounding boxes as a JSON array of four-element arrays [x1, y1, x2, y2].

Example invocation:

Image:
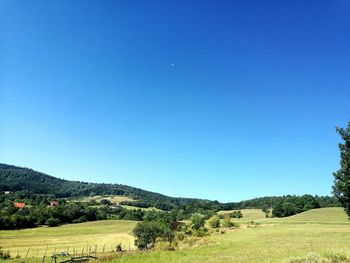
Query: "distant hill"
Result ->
[[0, 163, 219, 211], [0, 163, 340, 212]]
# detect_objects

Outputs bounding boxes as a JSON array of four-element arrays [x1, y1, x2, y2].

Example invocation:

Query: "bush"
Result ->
[[193, 227, 208, 237], [115, 243, 123, 252], [230, 210, 243, 218], [0, 247, 10, 260], [222, 214, 233, 228], [100, 199, 112, 206], [191, 213, 205, 230], [46, 217, 60, 227], [176, 232, 185, 241], [208, 215, 220, 228]]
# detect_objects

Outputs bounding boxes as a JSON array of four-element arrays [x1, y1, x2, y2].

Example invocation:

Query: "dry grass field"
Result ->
[[69, 195, 135, 204], [0, 220, 137, 260]]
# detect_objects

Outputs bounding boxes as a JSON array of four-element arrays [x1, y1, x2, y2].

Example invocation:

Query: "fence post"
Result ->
[[44, 245, 48, 258], [25, 247, 31, 258]]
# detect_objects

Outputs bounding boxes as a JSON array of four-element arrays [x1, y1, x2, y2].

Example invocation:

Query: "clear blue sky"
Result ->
[[1, 1, 349, 202]]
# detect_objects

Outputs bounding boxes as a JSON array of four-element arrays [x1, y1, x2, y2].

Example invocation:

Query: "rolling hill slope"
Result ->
[[0, 163, 219, 211], [0, 163, 340, 213]]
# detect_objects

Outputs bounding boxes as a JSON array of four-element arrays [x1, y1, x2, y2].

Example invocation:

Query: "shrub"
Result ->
[[46, 217, 60, 227], [322, 251, 348, 262], [176, 232, 185, 241], [193, 227, 208, 237], [222, 214, 233, 228], [230, 210, 243, 218], [191, 213, 205, 230], [208, 215, 220, 228], [0, 247, 10, 260], [100, 199, 112, 206], [115, 243, 123, 252]]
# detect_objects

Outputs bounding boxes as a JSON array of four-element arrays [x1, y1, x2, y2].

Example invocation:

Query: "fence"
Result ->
[[2, 242, 135, 262]]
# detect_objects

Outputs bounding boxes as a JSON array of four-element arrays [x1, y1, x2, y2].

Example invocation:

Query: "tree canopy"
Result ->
[[333, 122, 350, 218]]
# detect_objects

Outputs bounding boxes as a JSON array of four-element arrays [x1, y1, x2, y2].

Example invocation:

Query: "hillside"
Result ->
[[0, 164, 219, 211], [0, 163, 339, 213], [275, 207, 349, 224]]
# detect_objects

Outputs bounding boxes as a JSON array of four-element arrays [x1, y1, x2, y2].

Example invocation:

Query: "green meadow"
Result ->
[[106, 208, 350, 263], [1, 208, 349, 263]]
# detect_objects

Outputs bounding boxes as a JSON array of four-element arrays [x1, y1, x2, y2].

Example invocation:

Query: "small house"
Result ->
[[14, 202, 25, 209], [50, 200, 59, 206]]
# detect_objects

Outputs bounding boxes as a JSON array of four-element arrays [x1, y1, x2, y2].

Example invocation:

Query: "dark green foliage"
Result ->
[[272, 195, 321, 217], [115, 243, 123, 252], [230, 210, 243, 218], [222, 195, 338, 211], [46, 217, 60, 227], [100, 199, 112, 206], [0, 164, 219, 212], [333, 122, 350, 218], [190, 213, 205, 230], [133, 221, 161, 250], [0, 191, 170, 229], [262, 206, 270, 218], [120, 200, 151, 208], [133, 212, 179, 250]]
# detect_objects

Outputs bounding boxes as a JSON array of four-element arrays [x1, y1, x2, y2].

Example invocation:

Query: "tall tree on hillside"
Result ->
[[333, 122, 350, 218]]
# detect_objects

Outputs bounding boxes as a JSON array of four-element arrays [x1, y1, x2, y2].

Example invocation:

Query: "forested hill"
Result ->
[[0, 163, 218, 211], [0, 163, 339, 212]]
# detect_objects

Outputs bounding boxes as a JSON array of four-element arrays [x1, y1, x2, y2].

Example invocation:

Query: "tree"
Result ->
[[133, 221, 161, 250], [333, 122, 350, 218]]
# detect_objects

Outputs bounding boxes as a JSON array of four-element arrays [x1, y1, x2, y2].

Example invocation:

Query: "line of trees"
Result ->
[[0, 192, 167, 230]]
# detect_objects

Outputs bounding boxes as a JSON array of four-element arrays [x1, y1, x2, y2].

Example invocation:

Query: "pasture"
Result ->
[[105, 208, 350, 263], [68, 195, 161, 211], [0, 220, 137, 260], [68, 195, 135, 204], [1, 208, 349, 263]]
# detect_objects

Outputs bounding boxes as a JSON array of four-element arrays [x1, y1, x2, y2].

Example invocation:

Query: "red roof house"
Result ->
[[14, 202, 25, 209], [50, 200, 59, 206]]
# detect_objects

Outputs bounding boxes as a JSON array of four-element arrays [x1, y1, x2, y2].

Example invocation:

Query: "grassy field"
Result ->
[[104, 208, 350, 263], [0, 220, 137, 260], [120, 205, 162, 211], [68, 195, 135, 204], [1, 208, 349, 263], [69, 195, 161, 211]]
